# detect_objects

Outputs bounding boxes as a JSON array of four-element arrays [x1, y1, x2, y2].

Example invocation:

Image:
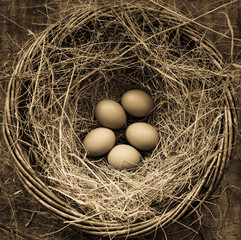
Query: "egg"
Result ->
[[83, 127, 116, 156], [95, 99, 127, 129], [125, 122, 159, 151], [107, 144, 141, 170], [121, 89, 154, 117]]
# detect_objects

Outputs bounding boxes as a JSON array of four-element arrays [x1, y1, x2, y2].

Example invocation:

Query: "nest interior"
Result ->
[[3, 0, 236, 237]]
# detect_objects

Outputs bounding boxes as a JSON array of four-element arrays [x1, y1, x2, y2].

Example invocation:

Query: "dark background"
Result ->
[[0, 0, 241, 239]]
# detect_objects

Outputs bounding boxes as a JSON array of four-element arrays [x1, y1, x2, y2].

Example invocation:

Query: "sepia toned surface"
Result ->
[[0, 0, 240, 239]]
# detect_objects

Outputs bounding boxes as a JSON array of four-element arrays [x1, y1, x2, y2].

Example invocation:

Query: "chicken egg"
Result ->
[[83, 127, 116, 156], [121, 89, 154, 117], [107, 144, 141, 170], [125, 122, 159, 151], [95, 99, 127, 129]]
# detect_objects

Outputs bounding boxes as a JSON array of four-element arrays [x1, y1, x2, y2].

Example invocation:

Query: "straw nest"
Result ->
[[3, 0, 237, 238]]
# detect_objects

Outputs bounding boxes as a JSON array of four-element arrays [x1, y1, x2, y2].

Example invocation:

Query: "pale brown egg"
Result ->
[[107, 144, 141, 170], [95, 99, 127, 129], [83, 127, 116, 156], [121, 89, 154, 117], [125, 122, 159, 151]]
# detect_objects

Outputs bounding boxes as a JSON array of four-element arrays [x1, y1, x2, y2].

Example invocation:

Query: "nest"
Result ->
[[3, 0, 237, 238]]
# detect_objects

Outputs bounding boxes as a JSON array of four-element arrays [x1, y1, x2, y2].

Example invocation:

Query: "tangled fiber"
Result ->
[[3, 0, 237, 238]]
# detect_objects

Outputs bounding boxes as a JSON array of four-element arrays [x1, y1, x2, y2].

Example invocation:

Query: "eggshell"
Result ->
[[125, 122, 159, 151], [107, 144, 141, 169], [121, 89, 154, 117], [95, 99, 127, 129], [83, 127, 116, 156]]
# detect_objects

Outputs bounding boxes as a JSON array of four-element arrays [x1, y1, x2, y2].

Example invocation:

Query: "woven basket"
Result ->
[[3, 1, 237, 238]]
